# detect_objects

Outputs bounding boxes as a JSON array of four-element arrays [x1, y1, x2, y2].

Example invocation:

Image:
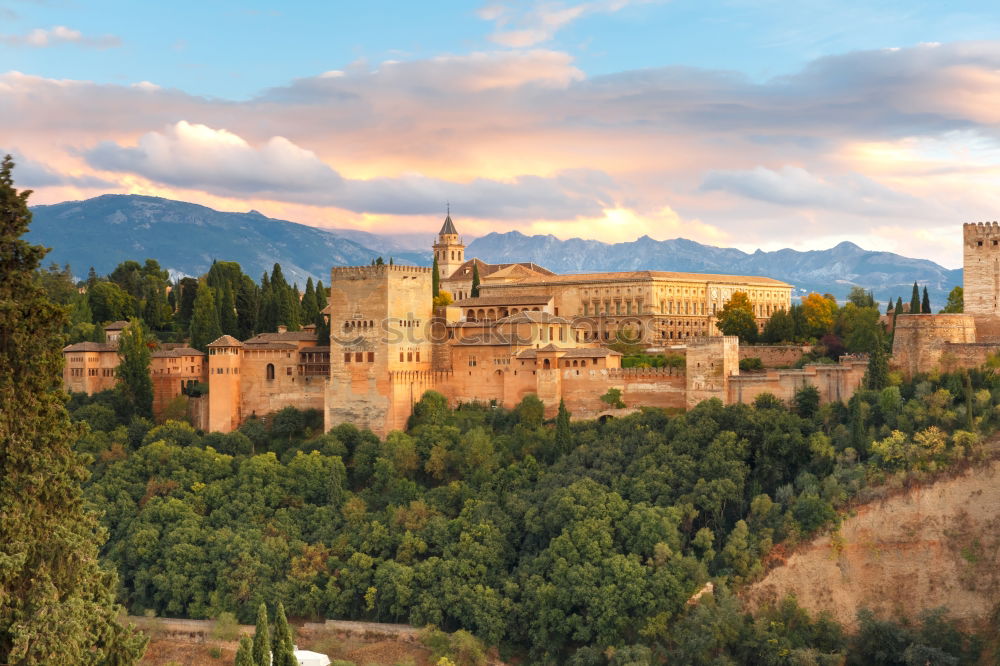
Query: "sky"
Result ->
[[5, 1, 1000, 267]]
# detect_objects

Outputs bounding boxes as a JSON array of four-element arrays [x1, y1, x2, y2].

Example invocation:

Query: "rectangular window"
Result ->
[[399, 351, 404, 362], [407, 352, 413, 362], [415, 351, 420, 362], [344, 353, 351, 363], [355, 352, 363, 362], [367, 352, 374, 362], [287, 366, 292, 375]]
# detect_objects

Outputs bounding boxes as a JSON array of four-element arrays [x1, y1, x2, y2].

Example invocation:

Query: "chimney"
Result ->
[[277, 325, 288, 333]]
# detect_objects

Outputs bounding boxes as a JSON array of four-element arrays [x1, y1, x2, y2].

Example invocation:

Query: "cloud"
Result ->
[[480, 1, 649, 48], [1, 150, 113, 188], [84, 121, 615, 219], [8, 41, 1000, 264], [0, 25, 121, 49], [700, 165, 919, 216]]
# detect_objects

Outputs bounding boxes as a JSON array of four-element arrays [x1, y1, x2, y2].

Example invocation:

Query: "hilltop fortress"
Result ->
[[68, 214, 916, 435]]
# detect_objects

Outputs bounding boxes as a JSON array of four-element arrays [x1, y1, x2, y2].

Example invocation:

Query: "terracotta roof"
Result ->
[[103, 320, 130, 330], [486, 270, 792, 287], [244, 330, 318, 343], [497, 311, 571, 325], [516, 346, 622, 359], [207, 335, 244, 347], [442, 258, 555, 281], [243, 341, 298, 350], [151, 346, 204, 358], [453, 295, 551, 307], [63, 341, 117, 352]]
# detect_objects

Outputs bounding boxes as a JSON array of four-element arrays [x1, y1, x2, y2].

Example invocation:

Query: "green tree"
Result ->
[[794, 384, 821, 419], [273, 601, 296, 666], [921, 286, 931, 314], [175, 276, 200, 329], [715, 291, 758, 342], [432, 255, 441, 298], [190, 280, 223, 352], [252, 603, 270, 666], [761, 308, 795, 343], [910, 282, 920, 315], [220, 282, 239, 337], [600, 388, 626, 409], [555, 399, 573, 455], [893, 296, 903, 331], [867, 334, 890, 390], [847, 286, 876, 308], [301, 277, 319, 325], [235, 636, 254, 666], [941, 286, 963, 313], [471, 263, 481, 298], [116, 319, 154, 420], [88, 280, 135, 323], [0, 154, 147, 664]]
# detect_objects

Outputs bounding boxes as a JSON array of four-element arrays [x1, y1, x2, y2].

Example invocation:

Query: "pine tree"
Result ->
[[0, 154, 147, 663], [235, 636, 255, 666], [471, 262, 481, 298], [190, 280, 223, 352], [921, 286, 931, 314], [252, 603, 270, 666], [555, 399, 573, 455], [116, 319, 154, 420], [86, 265, 99, 288], [432, 256, 440, 298], [273, 601, 295, 666], [910, 282, 920, 314]]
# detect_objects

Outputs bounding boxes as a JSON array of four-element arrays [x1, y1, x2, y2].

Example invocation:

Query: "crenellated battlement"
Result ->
[[331, 265, 433, 280], [606, 366, 685, 378], [389, 369, 454, 382], [964, 222, 1000, 239]]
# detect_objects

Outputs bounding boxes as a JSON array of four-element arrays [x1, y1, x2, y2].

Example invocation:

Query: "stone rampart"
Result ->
[[891, 314, 977, 376], [728, 358, 868, 406], [738, 344, 811, 368]]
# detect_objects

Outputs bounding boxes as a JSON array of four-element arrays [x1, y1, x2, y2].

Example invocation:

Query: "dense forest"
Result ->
[[70, 364, 1000, 663]]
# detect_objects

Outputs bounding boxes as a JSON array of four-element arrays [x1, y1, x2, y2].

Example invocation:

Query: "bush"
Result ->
[[210, 611, 240, 641], [739, 357, 763, 372]]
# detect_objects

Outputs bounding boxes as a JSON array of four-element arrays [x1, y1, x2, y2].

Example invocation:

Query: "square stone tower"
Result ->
[[964, 222, 1000, 315], [325, 264, 434, 435]]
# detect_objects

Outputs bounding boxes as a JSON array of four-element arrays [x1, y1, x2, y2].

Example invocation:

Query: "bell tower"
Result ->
[[432, 205, 465, 280]]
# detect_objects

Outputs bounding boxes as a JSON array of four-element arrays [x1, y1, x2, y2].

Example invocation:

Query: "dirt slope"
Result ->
[[746, 460, 1000, 630]]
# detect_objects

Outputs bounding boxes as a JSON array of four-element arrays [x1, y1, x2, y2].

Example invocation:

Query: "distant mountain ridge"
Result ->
[[465, 231, 962, 304], [27, 194, 428, 286], [27, 194, 962, 304]]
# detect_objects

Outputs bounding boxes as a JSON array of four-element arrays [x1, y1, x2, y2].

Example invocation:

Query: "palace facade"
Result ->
[[66, 214, 875, 436]]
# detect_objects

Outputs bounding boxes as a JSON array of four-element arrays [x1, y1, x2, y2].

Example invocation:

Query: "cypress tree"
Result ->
[[921, 286, 931, 314], [893, 296, 903, 329], [259, 272, 277, 332], [471, 262, 481, 298], [116, 319, 154, 420], [314, 280, 329, 342], [866, 334, 889, 390], [220, 282, 239, 336], [235, 636, 255, 666], [0, 154, 147, 663], [886, 299, 893, 316], [555, 399, 573, 455], [432, 256, 440, 298], [964, 371, 975, 431], [910, 282, 920, 314], [176, 276, 199, 329], [302, 277, 318, 325], [252, 603, 270, 666], [190, 280, 223, 351], [236, 276, 260, 339], [273, 601, 295, 666]]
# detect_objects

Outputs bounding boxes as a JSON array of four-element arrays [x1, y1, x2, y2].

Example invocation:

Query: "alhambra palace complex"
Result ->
[[62, 219, 1000, 436]]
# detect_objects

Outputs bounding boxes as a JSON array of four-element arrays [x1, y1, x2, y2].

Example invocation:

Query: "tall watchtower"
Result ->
[[964, 222, 1000, 315], [432, 209, 465, 280], [207, 335, 244, 433], [325, 264, 434, 435]]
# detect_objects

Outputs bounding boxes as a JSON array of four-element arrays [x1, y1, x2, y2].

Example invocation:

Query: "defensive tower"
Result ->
[[325, 264, 434, 435], [964, 222, 1000, 315]]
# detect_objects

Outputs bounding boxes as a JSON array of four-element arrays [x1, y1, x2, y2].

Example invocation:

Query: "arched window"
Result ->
[[266, 363, 275, 380], [543, 358, 551, 369]]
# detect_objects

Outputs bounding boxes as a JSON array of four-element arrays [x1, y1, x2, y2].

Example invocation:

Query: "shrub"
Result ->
[[739, 357, 763, 372]]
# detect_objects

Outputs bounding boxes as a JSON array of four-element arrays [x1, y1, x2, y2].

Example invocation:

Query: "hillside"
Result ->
[[746, 457, 1000, 630], [26, 194, 427, 286], [466, 231, 962, 304]]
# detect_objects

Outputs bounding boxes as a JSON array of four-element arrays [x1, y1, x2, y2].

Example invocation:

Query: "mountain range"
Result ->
[[27, 194, 961, 305]]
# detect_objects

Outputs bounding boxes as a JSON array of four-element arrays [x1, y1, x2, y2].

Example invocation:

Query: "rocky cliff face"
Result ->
[[746, 459, 1000, 629]]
